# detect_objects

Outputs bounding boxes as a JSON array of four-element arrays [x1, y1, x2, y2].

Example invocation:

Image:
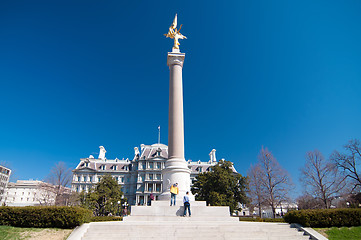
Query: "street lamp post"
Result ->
[[117, 200, 121, 216]]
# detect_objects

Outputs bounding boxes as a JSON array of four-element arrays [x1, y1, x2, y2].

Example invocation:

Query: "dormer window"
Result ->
[[197, 167, 202, 172], [111, 165, 117, 171], [100, 165, 106, 170], [85, 162, 89, 167]]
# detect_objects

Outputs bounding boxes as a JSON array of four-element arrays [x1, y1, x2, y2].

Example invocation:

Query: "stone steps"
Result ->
[[124, 216, 240, 221], [80, 221, 310, 240], [70, 201, 311, 240], [130, 200, 231, 218]]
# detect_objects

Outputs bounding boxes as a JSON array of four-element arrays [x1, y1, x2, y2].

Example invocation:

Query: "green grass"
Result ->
[[0, 225, 42, 240], [315, 226, 361, 240]]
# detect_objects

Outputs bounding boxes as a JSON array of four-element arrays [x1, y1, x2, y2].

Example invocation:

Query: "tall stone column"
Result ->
[[159, 52, 193, 202]]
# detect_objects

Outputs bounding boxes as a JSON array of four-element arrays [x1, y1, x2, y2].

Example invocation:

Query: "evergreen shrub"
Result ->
[[284, 208, 361, 227], [0, 206, 92, 229], [90, 216, 122, 222]]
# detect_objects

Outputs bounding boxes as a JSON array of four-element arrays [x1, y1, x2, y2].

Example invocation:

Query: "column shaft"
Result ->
[[168, 63, 184, 159]]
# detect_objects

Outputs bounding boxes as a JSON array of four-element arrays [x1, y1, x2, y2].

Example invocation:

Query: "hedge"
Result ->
[[284, 208, 361, 228], [90, 216, 122, 222], [239, 217, 285, 223], [0, 206, 92, 229]]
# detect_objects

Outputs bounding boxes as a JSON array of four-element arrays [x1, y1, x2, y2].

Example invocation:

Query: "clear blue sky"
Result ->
[[1, 1, 360, 197]]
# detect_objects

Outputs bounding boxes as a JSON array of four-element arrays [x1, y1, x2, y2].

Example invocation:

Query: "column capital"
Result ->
[[167, 52, 185, 67]]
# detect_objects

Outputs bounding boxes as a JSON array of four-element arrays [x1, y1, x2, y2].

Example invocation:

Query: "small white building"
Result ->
[[253, 202, 298, 218], [1, 180, 58, 206], [0, 165, 11, 203]]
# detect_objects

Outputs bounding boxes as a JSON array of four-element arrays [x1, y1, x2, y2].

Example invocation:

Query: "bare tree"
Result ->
[[247, 163, 266, 217], [300, 150, 346, 209], [331, 139, 361, 192], [257, 147, 293, 218], [296, 194, 323, 210], [37, 182, 57, 206], [44, 162, 72, 205]]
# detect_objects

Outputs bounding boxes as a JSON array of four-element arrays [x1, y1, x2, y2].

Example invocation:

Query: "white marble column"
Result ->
[[159, 52, 194, 202]]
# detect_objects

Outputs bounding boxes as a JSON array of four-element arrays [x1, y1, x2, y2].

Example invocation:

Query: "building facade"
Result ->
[[72, 144, 237, 205], [0, 165, 11, 203], [1, 180, 57, 206]]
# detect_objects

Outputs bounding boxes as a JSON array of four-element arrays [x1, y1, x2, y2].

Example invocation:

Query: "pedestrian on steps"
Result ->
[[170, 183, 179, 206], [183, 191, 191, 217]]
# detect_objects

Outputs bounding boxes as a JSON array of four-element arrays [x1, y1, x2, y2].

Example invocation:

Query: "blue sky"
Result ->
[[1, 1, 360, 197]]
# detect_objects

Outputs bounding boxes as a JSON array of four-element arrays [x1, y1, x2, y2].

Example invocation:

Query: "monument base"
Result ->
[[126, 200, 236, 222], [159, 157, 194, 201]]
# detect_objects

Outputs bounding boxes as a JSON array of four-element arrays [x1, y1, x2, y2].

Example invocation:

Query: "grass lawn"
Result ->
[[0, 225, 72, 240], [315, 226, 361, 240]]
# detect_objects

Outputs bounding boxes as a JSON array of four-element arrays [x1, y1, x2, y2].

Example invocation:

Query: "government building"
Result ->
[[0, 165, 11, 203], [72, 144, 237, 205]]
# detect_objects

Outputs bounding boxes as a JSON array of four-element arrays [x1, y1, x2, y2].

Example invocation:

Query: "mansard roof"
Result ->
[[74, 144, 237, 173], [74, 158, 132, 172], [138, 143, 168, 160]]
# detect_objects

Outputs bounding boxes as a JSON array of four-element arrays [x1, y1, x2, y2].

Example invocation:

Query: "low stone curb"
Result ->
[[67, 223, 90, 240], [291, 223, 328, 240]]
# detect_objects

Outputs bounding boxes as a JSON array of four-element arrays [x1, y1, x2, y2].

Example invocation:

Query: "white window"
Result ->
[[83, 176, 87, 182], [89, 176, 93, 182]]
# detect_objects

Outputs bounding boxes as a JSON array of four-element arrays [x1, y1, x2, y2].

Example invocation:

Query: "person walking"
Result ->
[[183, 191, 191, 217], [147, 193, 154, 206], [170, 183, 179, 206]]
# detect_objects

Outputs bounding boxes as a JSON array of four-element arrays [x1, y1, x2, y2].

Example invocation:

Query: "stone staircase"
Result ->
[[81, 221, 310, 240], [70, 201, 311, 240]]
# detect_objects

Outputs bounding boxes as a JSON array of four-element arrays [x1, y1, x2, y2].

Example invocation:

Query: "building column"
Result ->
[[159, 52, 193, 201]]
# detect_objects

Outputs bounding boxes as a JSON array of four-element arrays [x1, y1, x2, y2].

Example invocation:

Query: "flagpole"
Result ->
[[158, 126, 161, 144]]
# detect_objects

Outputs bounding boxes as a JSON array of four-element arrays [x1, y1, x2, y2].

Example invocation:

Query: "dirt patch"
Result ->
[[20, 228, 73, 240], [314, 228, 329, 238]]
